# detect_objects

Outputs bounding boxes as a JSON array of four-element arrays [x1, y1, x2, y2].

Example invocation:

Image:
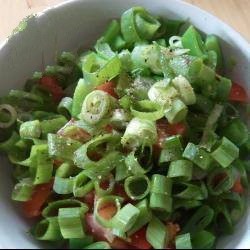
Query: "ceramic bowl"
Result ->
[[0, 0, 249, 248]]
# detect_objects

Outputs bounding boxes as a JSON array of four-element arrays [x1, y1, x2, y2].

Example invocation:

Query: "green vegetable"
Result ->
[[19, 120, 41, 139], [205, 34, 223, 70], [211, 137, 239, 168], [71, 79, 94, 118], [200, 104, 223, 150], [164, 98, 188, 124], [74, 133, 120, 169], [94, 174, 115, 196], [148, 79, 178, 107], [146, 216, 168, 249], [57, 97, 72, 118], [94, 195, 122, 228], [173, 182, 207, 200], [73, 171, 94, 197], [121, 7, 161, 46], [150, 175, 172, 213], [191, 230, 216, 249], [48, 133, 81, 161], [84, 241, 111, 249], [11, 178, 34, 201], [42, 199, 88, 218], [175, 233, 192, 249], [121, 118, 157, 149], [131, 44, 162, 74], [183, 143, 213, 170], [167, 160, 193, 181], [124, 175, 150, 200], [58, 207, 86, 239], [30, 144, 53, 184], [40, 116, 67, 136], [69, 236, 94, 249], [207, 167, 234, 195], [159, 135, 183, 164], [33, 217, 63, 241], [53, 176, 74, 195], [131, 100, 164, 121], [182, 26, 206, 58], [128, 199, 152, 235], [82, 52, 121, 85], [182, 206, 214, 233], [172, 75, 196, 105], [223, 118, 248, 146], [112, 203, 140, 232], [80, 90, 115, 125]]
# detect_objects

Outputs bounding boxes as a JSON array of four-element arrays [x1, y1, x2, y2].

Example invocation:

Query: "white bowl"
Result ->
[[0, 0, 249, 248]]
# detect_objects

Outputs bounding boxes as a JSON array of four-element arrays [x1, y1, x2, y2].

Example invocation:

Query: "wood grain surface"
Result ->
[[0, 0, 250, 42]]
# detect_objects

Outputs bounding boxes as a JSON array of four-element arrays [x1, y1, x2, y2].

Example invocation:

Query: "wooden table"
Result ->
[[0, 0, 250, 42]]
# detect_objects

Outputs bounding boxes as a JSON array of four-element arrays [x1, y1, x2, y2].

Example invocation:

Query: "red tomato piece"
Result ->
[[85, 211, 135, 249], [167, 123, 186, 136], [104, 124, 114, 133], [231, 177, 244, 194], [87, 151, 103, 161], [113, 183, 130, 202], [155, 120, 186, 149], [79, 190, 95, 209], [99, 179, 111, 191], [70, 128, 90, 142], [229, 82, 248, 103], [96, 81, 118, 98], [40, 76, 64, 103], [85, 213, 115, 242], [22, 180, 53, 218], [130, 227, 152, 249], [85, 213, 132, 248], [110, 238, 132, 249], [53, 159, 63, 168], [167, 222, 181, 242], [57, 119, 91, 143], [98, 202, 118, 220], [212, 173, 227, 186]]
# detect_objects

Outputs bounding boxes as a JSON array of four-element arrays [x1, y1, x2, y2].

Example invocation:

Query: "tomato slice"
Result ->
[[85, 213, 115, 242], [231, 177, 244, 194], [167, 123, 186, 136], [87, 151, 103, 161], [40, 76, 64, 103], [113, 183, 130, 202], [98, 202, 118, 220], [104, 124, 113, 133], [110, 238, 132, 249], [53, 159, 63, 168], [57, 119, 91, 143], [22, 180, 53, 218], [78, 190, 95, 209], [155, 120, 186, 149], [99, 178, 111, 191], [130, 227, 152, 249], [96, 81, 118, 98], [167, 222, 181, 243], [85, 213, 132, 248], [63, 127, 90, 142], [229, 82, 248, 103]]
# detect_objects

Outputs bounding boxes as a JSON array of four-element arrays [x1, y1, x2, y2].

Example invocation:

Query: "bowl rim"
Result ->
[[0, 0, 250, 51]]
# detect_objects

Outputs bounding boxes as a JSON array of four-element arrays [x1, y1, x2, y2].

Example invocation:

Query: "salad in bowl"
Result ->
[[0, 6, 249, 249]]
